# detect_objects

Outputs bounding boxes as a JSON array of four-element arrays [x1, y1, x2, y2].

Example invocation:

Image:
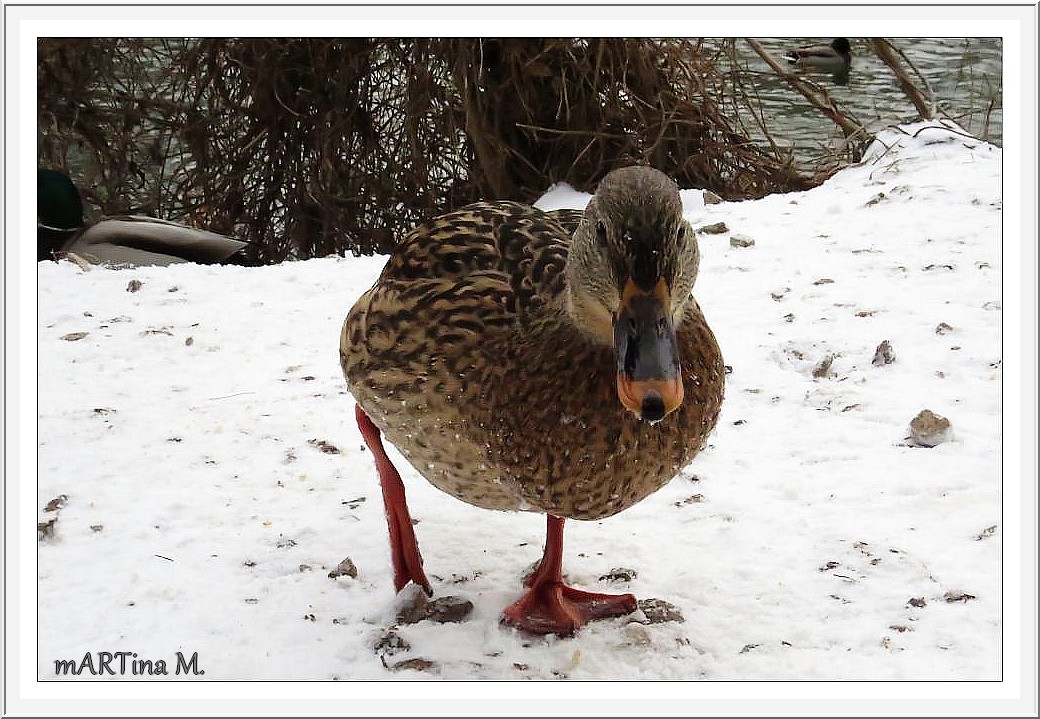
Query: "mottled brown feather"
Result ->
[[340, 191, 723, 521]]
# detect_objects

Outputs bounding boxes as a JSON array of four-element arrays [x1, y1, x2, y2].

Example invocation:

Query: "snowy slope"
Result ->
[[36, 121, 1004, 689]]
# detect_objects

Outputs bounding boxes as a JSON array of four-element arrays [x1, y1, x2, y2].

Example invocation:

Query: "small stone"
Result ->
[[422, 595, 474, 624], [636, 598, 685, 624], [907, 597, 927, 608], [389, 657, 436, 672], [185, 336, 194, 346], [702, 190, 723, 205], [59, 332, 88, 341], [396, 590, 472, 625], [974, 525, 997, 541], [126, 279, 143, 293], [623, 623, 653, 646], [872, 340, 896, 366], [328, 557, 358, 580], [308, 438, 341, 454], [599, 567, 638, 583], [37, 518, 57, 540], [393, 583, 430, 624], [943, 589, 976, 603], [908, 409, 952, 447], [812, 354, 835, 379], [90, 524, 104, 533], [44, 495, 68, 512], [770, 287, 790, 301], [697, 221, 729, 234], [729, 234, 755, 248], [935, 322, 954, 335], [372, 629, 410, 656], [813, 278, 835, 285]]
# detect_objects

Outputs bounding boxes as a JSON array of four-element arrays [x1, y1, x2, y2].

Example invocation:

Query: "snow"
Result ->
[[29, 121, 1023, 710]]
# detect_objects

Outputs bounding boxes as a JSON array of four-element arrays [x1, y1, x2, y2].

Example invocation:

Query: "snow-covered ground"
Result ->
[[29, 122, 1022, 708]]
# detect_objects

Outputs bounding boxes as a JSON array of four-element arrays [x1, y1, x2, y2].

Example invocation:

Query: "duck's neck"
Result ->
[[563, 284, 615, 347]]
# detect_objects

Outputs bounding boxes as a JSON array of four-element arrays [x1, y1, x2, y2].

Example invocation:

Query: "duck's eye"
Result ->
[[596, 220, 608, 244]]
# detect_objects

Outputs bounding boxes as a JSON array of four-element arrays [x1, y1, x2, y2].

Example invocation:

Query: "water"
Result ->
[[714, 38, 1002, 165]]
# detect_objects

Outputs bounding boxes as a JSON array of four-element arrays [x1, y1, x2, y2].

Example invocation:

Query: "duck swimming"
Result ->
[[340, 166, 725, 635], [782, 37, 852, 74], [38, 168, 255, 267]]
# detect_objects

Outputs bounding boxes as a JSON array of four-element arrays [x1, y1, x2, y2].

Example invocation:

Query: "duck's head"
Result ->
[[566, 166, 700, 423], [38, 169, 85, 261], [831, 38, 851, 56]]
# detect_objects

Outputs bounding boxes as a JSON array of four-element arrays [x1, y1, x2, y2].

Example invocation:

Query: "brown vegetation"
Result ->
[[38, 39, 856, 262]]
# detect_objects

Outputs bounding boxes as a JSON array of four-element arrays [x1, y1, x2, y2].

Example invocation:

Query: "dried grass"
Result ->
[[38, 38, 822, 261]]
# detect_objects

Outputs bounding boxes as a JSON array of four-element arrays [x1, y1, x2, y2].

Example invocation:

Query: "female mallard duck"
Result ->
[[38, 168, 255, 267], [340, 166, 724, 635], [782, 37, 852, 73]]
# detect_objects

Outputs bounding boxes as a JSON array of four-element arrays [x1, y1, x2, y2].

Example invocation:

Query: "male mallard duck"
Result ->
[[340, 166, 724, 635], [782, 37, 852, 73], [38, 168, 255, 267]]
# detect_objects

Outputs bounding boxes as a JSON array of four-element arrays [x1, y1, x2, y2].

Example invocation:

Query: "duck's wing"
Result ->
[[343, 201, 580, 386], [377, 201, 579, 317], [783, 45, 818, 63], [70, 216, 248, 266]]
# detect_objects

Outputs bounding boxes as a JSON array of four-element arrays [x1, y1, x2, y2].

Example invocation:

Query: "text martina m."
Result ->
[[54, 651, 204, 677]]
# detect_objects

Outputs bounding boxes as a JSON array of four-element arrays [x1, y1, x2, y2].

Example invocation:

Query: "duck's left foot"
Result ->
[[500, 514, 637, 635], [501, 582, 637, 636]]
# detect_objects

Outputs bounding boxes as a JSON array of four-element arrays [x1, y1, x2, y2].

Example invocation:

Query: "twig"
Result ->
[[869, 39, 935, 120]]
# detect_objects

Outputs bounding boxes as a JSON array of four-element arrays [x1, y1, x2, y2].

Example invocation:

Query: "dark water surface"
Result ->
[[719, 37, 1002, 163]]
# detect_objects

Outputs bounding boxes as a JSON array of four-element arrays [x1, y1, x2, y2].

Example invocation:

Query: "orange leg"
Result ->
[[355, 405, 432, 596], [501, 515, 637, 636]]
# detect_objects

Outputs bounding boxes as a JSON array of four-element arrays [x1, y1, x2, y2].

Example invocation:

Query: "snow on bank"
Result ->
[[35, 121, 1003, 691]]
